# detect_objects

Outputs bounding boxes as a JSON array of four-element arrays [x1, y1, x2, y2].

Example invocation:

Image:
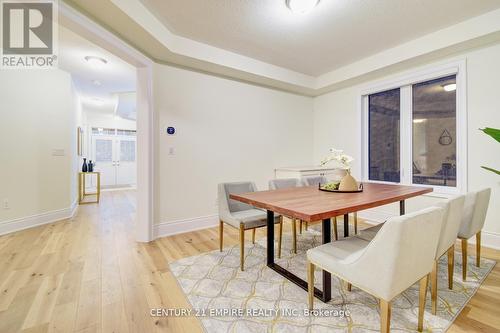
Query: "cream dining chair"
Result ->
[[457, 188, 491, 281], [307, 207, 445, 332], [300, 175, 329, 234], [301, 175, 358, 239], [218, 182, 282, 271], [269, 178, 302, 254], [429, 195, 465, 314]]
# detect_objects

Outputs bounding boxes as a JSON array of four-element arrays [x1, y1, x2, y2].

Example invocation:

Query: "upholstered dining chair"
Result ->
[[300, 175, 329, 234], [457, 188, 491, 281], [429, 195, 465, 314], [269, 178, 302, 254], [300, 175, 358, 239], [218, 182, 283, 271], [307, 207, 444, 332]]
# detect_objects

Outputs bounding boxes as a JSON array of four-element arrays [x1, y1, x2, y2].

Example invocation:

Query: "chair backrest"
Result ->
[[353, 206, 444, 301], [301, 175, 328, 186], [218, 182, 257, 214], [269, 178, 301, 190], [458, 188, 491, 239], [434, 195, 465, 258]]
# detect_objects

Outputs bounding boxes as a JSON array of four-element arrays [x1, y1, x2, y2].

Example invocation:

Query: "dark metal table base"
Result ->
[[265, 200, 405, 303], [266, 211, 331, 302]]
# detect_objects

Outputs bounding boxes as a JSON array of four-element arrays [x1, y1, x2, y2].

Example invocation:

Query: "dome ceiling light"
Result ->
[[286, 0, 320, 14]]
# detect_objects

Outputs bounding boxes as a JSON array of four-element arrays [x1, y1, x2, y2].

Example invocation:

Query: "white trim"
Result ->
[[0, 200, 78, 236], [154, 215, 219, 238], [360, 59, 468, 195], [468, 231, 500, 251]]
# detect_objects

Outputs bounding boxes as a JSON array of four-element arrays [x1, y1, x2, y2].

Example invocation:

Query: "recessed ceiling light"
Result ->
[[84, 56, 108, 68], [443, 83, 456, 92], [286, 0, 320, 14], [91, 79, 102, 86]]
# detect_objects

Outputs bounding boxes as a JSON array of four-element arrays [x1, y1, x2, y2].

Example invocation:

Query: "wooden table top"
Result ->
[[230, 182, 433, 222]]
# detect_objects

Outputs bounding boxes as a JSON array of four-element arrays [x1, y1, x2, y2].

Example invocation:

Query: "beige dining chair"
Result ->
[[269, 178, 302, 254], [429, 195, 465, 314], [457, 188, 491, 281], [307, 207, 444, 332], [218, 182, 283, 271], [301, 175, 358, 239]]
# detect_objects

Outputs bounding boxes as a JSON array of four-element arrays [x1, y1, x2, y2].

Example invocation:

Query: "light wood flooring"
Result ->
[[0, 190, 498, 332]]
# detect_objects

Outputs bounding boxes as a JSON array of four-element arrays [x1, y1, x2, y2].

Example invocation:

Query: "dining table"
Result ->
[[230, 182, 433, 302]]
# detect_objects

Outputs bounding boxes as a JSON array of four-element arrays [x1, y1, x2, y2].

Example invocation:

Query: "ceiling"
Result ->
[[58, 26, 137, 118], [139, 0, 500, 76]]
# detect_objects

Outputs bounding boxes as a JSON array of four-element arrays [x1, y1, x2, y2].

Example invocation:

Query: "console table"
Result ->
[[78, 172, 101, 204]]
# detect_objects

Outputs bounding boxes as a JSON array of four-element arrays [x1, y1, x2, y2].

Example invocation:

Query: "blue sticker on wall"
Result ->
[[166, 127, 176, 135]]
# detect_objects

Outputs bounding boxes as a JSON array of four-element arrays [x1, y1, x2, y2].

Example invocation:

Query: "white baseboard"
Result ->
[[155, 214, 219, 238], [0, 200, 78, 236], [359, 210, 500, 250], [467, 231, 500, 250]]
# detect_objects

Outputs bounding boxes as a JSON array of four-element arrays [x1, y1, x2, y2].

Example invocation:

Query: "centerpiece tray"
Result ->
[[318, 183, 363, 193]]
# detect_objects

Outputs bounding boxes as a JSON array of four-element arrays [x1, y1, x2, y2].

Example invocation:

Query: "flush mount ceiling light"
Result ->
[[84, 56, 108, 68], [286, 0, 320, 14], [443, 83, 457, 92]]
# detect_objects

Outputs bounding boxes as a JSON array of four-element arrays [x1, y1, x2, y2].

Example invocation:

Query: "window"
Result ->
[[92, 127, 116, 135], [369, 89, 401, 183], [120, 140, 136, 162], [412, 76, 456, 187], [95, 139, 112, 162], [362, 61, 466, 194], [117, 129, 137, 136]]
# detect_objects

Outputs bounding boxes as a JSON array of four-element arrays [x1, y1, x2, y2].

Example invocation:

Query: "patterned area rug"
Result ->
[[170, 225, 495, 332]]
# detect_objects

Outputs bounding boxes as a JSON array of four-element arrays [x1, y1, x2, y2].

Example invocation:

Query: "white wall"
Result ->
[[154, 64, 314, 225], [313, 42, 500, 245], [0, 69, 77, 230]]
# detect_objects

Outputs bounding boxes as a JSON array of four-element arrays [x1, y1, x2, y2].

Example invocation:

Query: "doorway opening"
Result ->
[[59, 2, 155, 242]]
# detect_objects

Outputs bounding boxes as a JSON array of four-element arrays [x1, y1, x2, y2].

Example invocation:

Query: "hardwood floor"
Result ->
[[0, 190, 498, 332]]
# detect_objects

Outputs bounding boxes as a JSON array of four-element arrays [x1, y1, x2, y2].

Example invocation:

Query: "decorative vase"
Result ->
[[339, 170, 358, 191], [82, 158, 88, 172], [88, 160, 94, 172]]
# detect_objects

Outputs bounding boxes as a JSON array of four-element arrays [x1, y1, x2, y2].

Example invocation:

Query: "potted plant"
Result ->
[[480, 127, 500, 175], [320, 148, 358, 191]]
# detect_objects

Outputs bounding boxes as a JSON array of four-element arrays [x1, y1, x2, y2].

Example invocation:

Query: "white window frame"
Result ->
[[360, 60, 468, 195]]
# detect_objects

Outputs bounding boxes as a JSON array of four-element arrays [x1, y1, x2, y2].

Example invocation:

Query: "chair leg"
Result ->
[[278, 217, 283, 259], [307, 261, 315, 310], [252, 228, 256, 244], [476, 231, 481, 268], [418, 275, 429, 332], [332, 216, 338, 241], [354, 212, 358, 234], [305, 221, 309, 231], [380, 299, 391, 333], [346, 282, 352, 292], [447, 245, 454, 289], [300, 220, 303, 234], [431, 260, 438, 315], [239, 224, 245, 271], [219, 220, 224, 252], [461, 239, 468, 281], [292, 218, 297, 254]]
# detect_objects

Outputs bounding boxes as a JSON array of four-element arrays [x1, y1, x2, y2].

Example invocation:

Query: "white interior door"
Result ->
[[92, 136, 116, 187], [116, 138, 137, 186]]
